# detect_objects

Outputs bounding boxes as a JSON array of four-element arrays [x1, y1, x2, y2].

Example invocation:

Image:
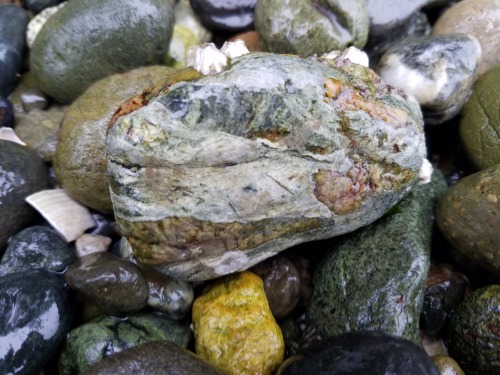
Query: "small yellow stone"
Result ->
[[192, 271, 284, 375], [431, 355, 465, 375]]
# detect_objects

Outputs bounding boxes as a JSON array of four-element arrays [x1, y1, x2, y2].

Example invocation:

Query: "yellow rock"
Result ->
[[192, 271, 284, 375], [432, 355, 465, 375]]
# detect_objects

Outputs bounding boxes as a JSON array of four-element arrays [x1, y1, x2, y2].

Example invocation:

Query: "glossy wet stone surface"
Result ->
[[0, 270, 73, 375]]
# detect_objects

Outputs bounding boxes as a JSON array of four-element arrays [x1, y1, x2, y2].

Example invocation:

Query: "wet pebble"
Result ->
[[0, 96, 14, 128], [0, 270, 73, 375], [0, 40, 22, 97], [65, 252, 149, 315], [0, 225, 76, 277], [190, 0, 256, 32], [58, 312, 192, 375]]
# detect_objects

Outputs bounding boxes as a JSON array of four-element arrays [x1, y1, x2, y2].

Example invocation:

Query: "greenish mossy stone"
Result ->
[[460, 66, 500, 170], [306, 170, 447, 344], [107, 52, 427, 281], [436, 165, 500, 279], [58, 313, 192, 375], [80, 340, 223, 375], [447, 285, 500, 375], [53, 65, 173, 213], [254, 0, 368, 56], [0, 270, 73, 375], [30, 0, 174, 103]]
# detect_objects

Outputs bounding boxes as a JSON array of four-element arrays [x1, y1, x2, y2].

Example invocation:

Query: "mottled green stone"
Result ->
[[460, 66, 500, 170], [58, 313, 192, 375], [306, 170, 447, 344], [447, 285, 500, 375]]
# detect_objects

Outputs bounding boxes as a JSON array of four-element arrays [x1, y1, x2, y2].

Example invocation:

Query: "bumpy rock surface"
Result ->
[[30, 0, 174, 103], [107, 52, 427, 281], [307, 170, 447, 344], [192, 271, 284, 375], [54, 65, 173, 213], [254, 0, 368, 56]]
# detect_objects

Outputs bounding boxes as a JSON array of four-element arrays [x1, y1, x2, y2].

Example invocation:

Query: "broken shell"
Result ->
[[25, 189, 96, 242], [186, 42, 227, 75], [0, 127, 26, 146], [418, 158, 433, 185], [322, 46, 369, 67], [220, 40, 250, 59], [75, 233, 112, 258]]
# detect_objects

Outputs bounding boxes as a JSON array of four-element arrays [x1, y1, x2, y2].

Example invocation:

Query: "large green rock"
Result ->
[[30, 0, 174, 104], [460, 66, 500, 170], [107, 52, 427, 281], [306, 170, 447, 344], [254, 0, 368, 56]]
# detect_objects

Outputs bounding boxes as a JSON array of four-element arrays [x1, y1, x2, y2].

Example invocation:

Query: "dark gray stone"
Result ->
[[189, 0, 256, 32], [0, 96, 14, 127], [25, 0, 63, 14], [0, 5, 29, 53], [307, 170, 447, 344], [0, 225, 76, 277], [0, 40, 21, 97], [0, 270, 73, 375]]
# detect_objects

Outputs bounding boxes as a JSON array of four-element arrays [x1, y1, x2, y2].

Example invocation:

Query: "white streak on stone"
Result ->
[[418, 158, 433, 185], [186, 43, 227, 75], [26, 2, 67, 48], [0, 127, 26, 146], [25, 189, 96, 242], [220, 40, 250, 59]]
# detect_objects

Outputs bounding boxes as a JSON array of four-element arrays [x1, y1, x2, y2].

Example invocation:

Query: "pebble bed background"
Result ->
[[0, 0, 499, 374]]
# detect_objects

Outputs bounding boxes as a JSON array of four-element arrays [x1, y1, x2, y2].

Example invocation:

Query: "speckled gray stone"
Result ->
[[107, 52, 427, 281], [306, 170, 447, 344]]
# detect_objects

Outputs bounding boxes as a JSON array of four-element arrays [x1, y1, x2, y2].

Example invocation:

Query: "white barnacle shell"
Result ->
[[220, 40, 250, 59], [0, 127, 26, 146], [186, 43, 227, 75], [418, 158, 433, 185], [322, 46, 369, 67], [26, 2, 67, 48]]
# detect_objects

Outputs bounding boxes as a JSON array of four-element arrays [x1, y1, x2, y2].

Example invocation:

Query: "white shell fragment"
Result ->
[[75, 233, 112, 258], [25, 189, 96, 242], [220, 40, 250, 59], [26, 2, 67, 48], [322, 46, 369, 67], [186, 43, 228, 75], [0, 127, 26, 146], [418, 158, 433, 185]]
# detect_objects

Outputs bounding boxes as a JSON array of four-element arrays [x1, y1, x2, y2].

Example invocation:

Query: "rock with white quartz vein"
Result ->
[[106, 52, 427, 281]]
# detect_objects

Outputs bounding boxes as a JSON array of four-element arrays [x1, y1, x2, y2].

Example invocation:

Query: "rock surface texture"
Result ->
[[107, 52, 427, 281]]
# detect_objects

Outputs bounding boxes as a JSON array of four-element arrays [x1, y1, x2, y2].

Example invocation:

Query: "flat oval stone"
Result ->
[[30, 0, 175, 103], [279, 331, 440, 375], [0, 225, 76, 277], [254, 0, 368, 56], [0, 270, 73, 375], [106, 52, 427, 281], [0, 140, 49, 252], [81, 340, 223, 375], [65, 252, 149, 314], [447, 285, 500, 375], [58, 312, 192, 375]]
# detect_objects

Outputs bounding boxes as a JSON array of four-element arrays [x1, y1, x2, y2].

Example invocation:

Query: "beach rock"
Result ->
[[377, 34, 481, 124], [254, 0, 368, 56], [65, 252, 149, 314], [436, 165, 500, 278], [432, 355, 465, 375], [192, 271, 284, 375], [0, 140, 49, 253], [0, 4, 29, 54], [0, 96, 14, 128], [54, 65, 173, 213], [432, 0, 500, 77], [447, 285, 500, 375], [81, 340, 223, 375], [0, 270, 72, 375], [307, 170, 447, 344], [190, 0, 256, 32], [107, 52, 427, 281], [26, 2, 66, 49], [279, 331, 440, 375], [460, 66, 500, 170], [30, 0, 175, 103], [58, 313, 192, 375], [0, 40, 21, 97], [0, 225, 76, 276]]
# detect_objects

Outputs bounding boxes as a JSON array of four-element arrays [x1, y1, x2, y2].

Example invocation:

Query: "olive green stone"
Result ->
[[460, 66, 500, 170], [436, 165, 500, 278], [53, 65, 173, 213], [30, 0, 174, 103], [306, 170, 447, 344], [447, 285, 500, 375], [58, 313, 192, 375], [254, 0, 368, 56]]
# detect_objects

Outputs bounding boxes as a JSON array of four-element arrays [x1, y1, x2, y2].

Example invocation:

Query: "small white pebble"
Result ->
[[186, 43, 227, 75], [418, 158, 433, 185], [0, 127, 26, 145], [75, 233, 112, 258], [26, 2, 67, 48], [220, 40, 250, 59], [322, 46, 369, 67]]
